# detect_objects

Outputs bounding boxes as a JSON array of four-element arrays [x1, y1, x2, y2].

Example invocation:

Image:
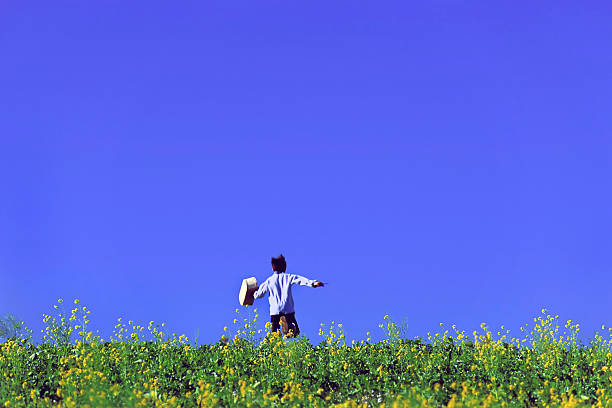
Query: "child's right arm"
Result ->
[[289, 274, 323, 288]]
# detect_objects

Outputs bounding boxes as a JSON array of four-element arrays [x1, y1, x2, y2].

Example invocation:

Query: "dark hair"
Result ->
[[271, 254, 287, 273]]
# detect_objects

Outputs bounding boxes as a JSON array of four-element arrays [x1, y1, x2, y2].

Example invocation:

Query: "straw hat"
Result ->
[[238, 277, 258, 306]]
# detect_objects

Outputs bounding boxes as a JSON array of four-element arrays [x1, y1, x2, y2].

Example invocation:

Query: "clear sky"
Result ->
[[1, 1, 611, 345]]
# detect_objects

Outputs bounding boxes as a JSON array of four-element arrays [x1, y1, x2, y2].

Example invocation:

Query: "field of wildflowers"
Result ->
[[1, 299, 612, 407]]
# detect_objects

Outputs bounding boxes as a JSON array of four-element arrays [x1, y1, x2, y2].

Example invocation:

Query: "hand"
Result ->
[[313, 281, 324, 287]]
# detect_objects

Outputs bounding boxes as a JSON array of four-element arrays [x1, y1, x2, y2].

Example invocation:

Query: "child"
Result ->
[[253, 254, 324, 337]]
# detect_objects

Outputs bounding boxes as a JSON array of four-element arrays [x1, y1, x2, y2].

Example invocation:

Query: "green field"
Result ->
[[1, 299, 611, 407]]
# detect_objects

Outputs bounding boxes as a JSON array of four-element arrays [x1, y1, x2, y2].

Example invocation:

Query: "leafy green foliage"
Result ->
[[0, 302, 611, 407]]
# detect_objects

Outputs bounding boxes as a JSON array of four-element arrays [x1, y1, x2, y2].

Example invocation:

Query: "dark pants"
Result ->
[[270, 312, 300, 337]]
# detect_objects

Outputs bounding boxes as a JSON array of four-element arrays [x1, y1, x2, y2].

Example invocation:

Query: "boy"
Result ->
[[253, 254, 324, 336]]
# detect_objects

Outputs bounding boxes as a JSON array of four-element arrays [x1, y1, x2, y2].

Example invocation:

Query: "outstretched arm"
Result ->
[[253, 279, 269, 299], [290, 274, 324, 288]]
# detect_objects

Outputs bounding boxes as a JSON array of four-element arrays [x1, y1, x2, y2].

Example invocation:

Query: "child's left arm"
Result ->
[[253, 279, 269, 298]]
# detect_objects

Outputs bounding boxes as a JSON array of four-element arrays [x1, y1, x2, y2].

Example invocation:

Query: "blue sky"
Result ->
[[1, 1, 611, 345]]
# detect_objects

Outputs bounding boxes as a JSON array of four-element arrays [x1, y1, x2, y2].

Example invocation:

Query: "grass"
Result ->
[[1, 299, 612, 407]]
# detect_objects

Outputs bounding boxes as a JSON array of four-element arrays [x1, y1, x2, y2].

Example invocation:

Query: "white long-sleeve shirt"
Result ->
[[253, 272, 317, 315]]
